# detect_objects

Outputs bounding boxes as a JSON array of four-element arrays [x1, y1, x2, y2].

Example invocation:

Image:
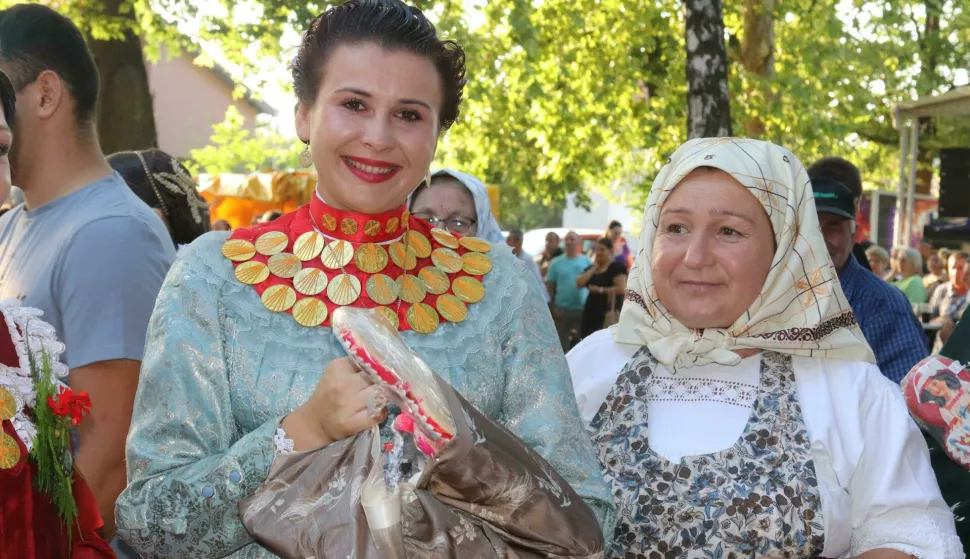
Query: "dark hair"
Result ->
[[0, 4, 99, 124], [507, 229, 524, 242], [261, 210, 284, 223], [608, 221, 622, 230], [0, 71, 14, 124], [292, 0, 466, 132], [919, 372, 962, 407], [807, 156, 862, 200], [597, 237, 614, 250], [107, 149, 211, 246]]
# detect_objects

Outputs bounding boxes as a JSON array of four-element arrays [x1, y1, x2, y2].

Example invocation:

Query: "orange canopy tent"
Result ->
[[199, 171, 499, 230]]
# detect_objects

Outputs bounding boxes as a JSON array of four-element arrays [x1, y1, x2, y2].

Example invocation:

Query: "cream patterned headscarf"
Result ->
[[612, 138, 875, 369]]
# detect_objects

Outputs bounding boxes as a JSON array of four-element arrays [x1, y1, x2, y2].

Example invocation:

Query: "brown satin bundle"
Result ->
[[239, 371, 604, 558]]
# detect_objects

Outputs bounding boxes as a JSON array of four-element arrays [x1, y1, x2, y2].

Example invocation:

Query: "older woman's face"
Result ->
[[652, 169, 775, 330], [296, 43, 442, 214], [410, 178, 478, 236]]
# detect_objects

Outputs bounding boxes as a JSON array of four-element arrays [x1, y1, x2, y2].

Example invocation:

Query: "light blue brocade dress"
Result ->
[[115, 232, 615, 558]]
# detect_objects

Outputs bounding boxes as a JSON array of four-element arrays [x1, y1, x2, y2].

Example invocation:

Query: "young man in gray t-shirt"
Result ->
[[0, 4, 175, 542]]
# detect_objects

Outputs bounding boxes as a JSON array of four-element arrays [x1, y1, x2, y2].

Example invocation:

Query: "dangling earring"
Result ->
[[299, 140, 312, 168]]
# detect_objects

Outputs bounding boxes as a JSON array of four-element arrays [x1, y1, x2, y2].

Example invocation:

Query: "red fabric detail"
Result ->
[[228, 205, 488, 331], [308, 196, 408, 243], [0, 420, 35, 559], [0, 312, 19, 369]]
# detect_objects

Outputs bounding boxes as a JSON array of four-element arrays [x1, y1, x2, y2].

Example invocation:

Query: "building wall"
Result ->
[[146, 50, 258, 159]]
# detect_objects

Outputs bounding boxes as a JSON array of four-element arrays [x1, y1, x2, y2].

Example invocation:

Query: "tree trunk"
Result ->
[[915, 0, 941, 195], [738, 0, 776, 137], [684, 0, 732, 138], [87, 0, 157, 155]]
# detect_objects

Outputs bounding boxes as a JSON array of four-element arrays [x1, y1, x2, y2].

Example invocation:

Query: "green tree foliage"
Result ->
[[188, 106, 302, 174]]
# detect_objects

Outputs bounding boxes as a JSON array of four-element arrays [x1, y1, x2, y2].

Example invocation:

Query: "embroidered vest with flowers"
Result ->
[[0, 300, 112, 558], [221, 196, 493, 333]]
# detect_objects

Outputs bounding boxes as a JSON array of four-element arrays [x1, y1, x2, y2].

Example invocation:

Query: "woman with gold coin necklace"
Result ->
[[114, 1, 614, 556]]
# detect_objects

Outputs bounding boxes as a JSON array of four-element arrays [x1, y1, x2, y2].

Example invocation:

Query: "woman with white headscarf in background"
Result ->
[[409, 168, 505, 243], [568, 137, 961, 559]]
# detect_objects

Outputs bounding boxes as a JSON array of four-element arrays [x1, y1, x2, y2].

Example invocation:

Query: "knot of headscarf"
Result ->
[[612, 137, 875, 370]]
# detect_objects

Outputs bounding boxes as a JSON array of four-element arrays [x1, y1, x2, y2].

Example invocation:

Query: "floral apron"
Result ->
[[590, 349, 825, 559]]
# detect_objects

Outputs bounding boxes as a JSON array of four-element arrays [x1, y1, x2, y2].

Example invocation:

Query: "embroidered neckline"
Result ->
[[222, 201, 494, 334]]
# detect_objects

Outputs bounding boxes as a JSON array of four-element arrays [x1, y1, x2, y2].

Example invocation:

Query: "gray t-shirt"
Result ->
[[0, 173, 175, 368]]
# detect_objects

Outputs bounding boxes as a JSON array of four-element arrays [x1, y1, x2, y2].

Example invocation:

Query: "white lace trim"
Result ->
[[647, 375, 758, 408], [274, 427, 295, 454], [846, 506, 964, 559], [0, 299, 69, 452]]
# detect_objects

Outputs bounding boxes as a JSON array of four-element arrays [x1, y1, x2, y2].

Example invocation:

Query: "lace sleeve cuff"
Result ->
[[848, 507, 964, 559], [274, 427, 295, 454]]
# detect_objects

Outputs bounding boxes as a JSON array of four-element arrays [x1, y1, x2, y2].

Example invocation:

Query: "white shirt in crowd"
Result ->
[[567, 329, 962, 559]]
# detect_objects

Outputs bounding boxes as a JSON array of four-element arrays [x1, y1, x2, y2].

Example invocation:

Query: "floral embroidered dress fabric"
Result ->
[[612, 137, 875, 369], [590, 348, 824, 559]]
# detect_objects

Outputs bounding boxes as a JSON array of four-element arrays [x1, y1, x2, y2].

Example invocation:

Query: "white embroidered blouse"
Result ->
[[568, 329, 963, 559]]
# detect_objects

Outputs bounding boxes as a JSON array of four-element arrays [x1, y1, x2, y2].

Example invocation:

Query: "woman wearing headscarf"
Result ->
[[409, 168, 504, 243], [107, 148, 211, 251], [568, 138, 960, 559]]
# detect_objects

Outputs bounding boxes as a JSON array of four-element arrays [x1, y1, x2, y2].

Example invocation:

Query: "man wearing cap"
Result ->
[[809, 157, 928, 383]]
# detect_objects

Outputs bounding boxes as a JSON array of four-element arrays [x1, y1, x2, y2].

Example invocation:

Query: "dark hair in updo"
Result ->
[[292, 0, 466, 132], [597, 237, 614, 250]]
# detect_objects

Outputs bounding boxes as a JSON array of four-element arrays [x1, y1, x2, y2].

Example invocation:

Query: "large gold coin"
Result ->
[[293, 231, 325, 261], [436, 294, 468, 323], [366, 274, 399, 305], [418, 266, 449, 295], [354, 243, 388, 273], [364, 219, 382, 237], [222, 239, 256, 262], [254, 231, 289, 256], [458, 236, 491, 253], [386, 217, 400, 234], [327, 274, 362, 306], [293, 267, 328, 296], [430, 228, 459, 249], [320, 214, 337, 231], [431, 248, 462, 274], [268, 252, 301, 279], [397, 274, 427, 304], [340, 218, 358, 235], [388, 242, 417, 271], [403, 231, 432, 258], [452, 276, 485, 303], [321, 240, 354, 269], [0, 432, 21, 470], [376, 306, 400, 329], [261, 284, 297, 312], [406, 303, 439, 334], [235, 261, 270, 285], [462, 252, 493, 275], [0, 386, 16, 420], [292, 297, 329, 327]]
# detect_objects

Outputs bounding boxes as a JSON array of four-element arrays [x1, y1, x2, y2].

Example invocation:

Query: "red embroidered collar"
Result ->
[[221, 198, 493, 333]]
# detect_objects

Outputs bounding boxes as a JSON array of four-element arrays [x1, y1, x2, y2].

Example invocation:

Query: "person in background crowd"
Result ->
[[919, 240, 934, 275], [891, 246, 928, 304], [939, 248, 953, 266], [925, 252, 948, 300], [108, 148, 211, 251], [605, 220, 632, 269], [0, 4, 175, 540], [570, 138, 959, 559], [259, 209, 283, 223], [547, 230, 592, 351], [538, 230, 563, 279], [576, 237, 626, 339], [931, 252, 970, 351], [807, 156, 873, 271], [507, 229, 548, 302], [409, 168, 504, 243], [865, 244, 891, 280], [212, 218, 232, 232], [808, 162, 927, 383]]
